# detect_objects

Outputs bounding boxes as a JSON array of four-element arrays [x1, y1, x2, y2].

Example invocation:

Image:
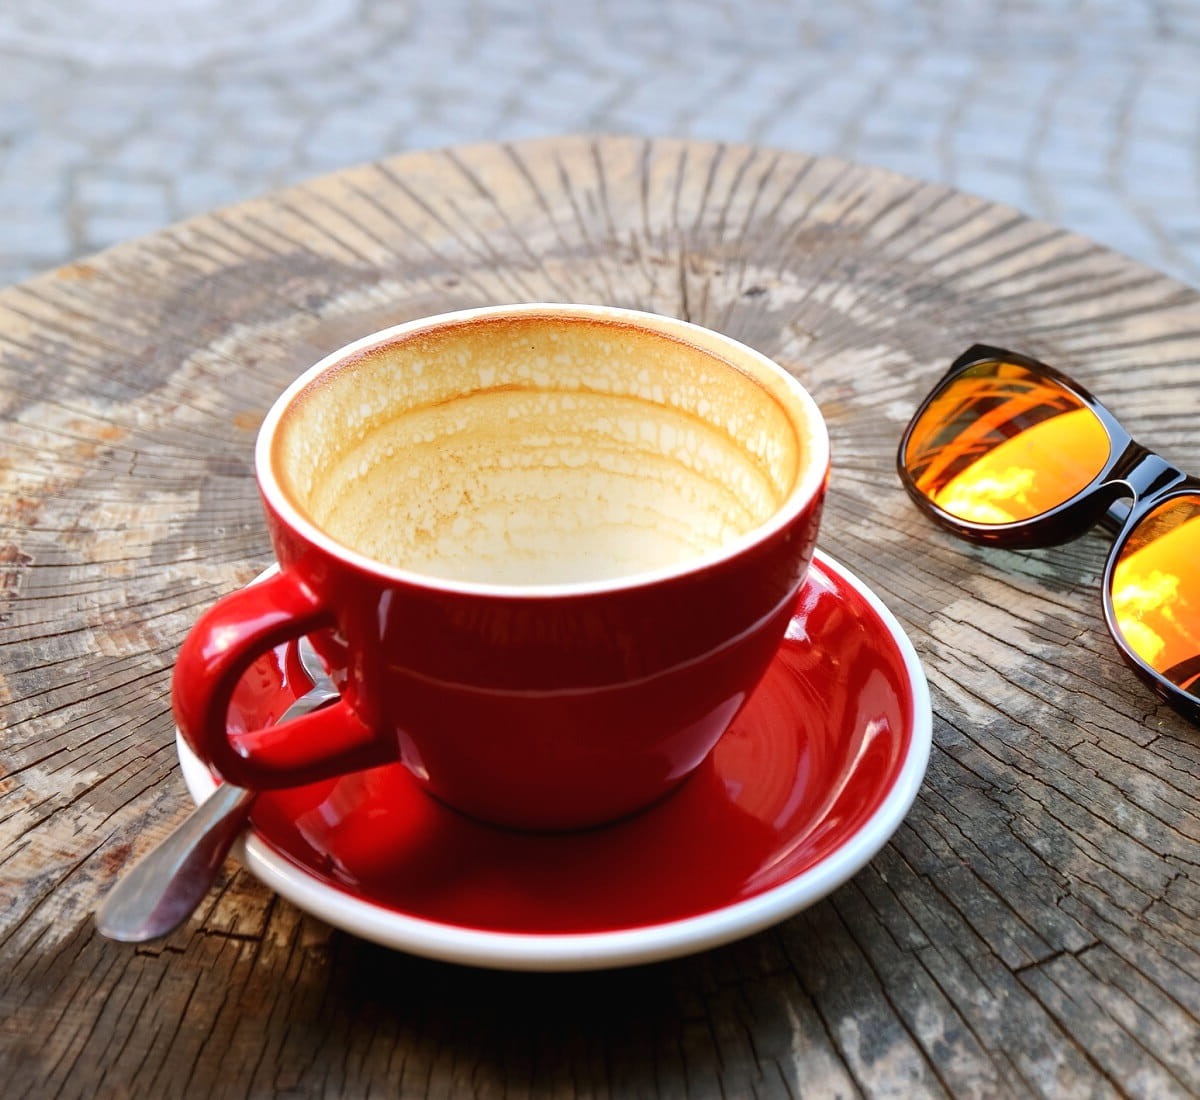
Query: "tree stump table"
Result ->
[[3, 135, 1199, 1097]]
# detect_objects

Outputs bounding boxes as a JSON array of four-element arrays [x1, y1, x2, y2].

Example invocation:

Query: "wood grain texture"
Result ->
[[3, 135, 1200, 1098]]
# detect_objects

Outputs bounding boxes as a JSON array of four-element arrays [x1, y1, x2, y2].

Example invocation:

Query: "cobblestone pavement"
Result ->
[[1, 0, 1199, 289]]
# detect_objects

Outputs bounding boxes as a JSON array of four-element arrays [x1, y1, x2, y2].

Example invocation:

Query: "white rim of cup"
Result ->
[[255, 303, 831, 598]]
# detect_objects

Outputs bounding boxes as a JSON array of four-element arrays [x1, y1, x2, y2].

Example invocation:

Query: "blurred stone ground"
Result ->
[[1, 0, 1199, 288]]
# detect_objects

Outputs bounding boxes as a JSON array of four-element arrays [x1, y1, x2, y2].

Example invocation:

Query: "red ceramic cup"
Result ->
[[172, 304, 830, 830]]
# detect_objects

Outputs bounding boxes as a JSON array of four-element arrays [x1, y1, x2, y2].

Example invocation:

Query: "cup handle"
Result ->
[[172, 570, 398, 789]]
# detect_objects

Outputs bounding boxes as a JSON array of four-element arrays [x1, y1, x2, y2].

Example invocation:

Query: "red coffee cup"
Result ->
[[172, 304, 829, 830]]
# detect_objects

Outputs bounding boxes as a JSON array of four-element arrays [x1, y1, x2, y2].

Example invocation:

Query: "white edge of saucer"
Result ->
[[174, 549, 932, 972]]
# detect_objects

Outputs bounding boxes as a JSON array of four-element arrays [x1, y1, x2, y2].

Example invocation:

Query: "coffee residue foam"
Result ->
[[274, 315, 804, 585]]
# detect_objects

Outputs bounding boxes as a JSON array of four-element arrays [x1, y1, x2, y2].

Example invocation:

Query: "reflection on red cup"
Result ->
[[172, 304, 829, 830]]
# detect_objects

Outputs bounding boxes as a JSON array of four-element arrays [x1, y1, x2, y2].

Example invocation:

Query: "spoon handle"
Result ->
[[97, 648, 340, 944], [95, 781, 256, 942]]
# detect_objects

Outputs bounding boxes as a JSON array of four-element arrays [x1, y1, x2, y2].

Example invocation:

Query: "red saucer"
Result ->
[[178, 552, 930, 968]]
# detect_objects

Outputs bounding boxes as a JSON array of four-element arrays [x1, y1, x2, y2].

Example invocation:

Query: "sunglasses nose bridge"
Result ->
[[1109, 448, 1190, 510], [1100, 450, 1190, 536]]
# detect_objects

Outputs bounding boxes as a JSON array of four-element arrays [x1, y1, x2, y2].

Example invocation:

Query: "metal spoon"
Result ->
[[96, 638, 339, 943]]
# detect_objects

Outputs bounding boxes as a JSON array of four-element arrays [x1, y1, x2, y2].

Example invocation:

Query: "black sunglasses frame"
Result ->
[[898, 343, 1200, 723]]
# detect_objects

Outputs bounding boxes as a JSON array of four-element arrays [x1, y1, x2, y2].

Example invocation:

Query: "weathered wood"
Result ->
[[3, 135, 1200, 1097]]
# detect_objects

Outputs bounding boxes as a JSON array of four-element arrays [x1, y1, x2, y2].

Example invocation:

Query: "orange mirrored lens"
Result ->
[[904, 361, 1111, 524], [1111, 494, 1200, 696]]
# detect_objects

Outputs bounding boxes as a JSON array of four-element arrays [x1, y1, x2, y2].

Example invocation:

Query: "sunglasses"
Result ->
[[898, 343, 1200, 723]]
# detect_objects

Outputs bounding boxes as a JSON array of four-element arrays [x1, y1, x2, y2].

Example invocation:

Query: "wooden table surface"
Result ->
[[3, 135, 1200, 1098]]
